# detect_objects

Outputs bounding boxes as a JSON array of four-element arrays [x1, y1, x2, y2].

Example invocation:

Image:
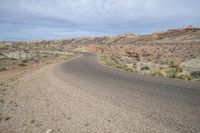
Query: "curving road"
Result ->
[[57, 53, 200, 132]]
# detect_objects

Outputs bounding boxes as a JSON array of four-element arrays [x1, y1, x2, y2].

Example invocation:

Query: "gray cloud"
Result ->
[[0, 0, 200, 40]]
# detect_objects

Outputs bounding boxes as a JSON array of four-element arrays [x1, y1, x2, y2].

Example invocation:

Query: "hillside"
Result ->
[[64, 25, 200, 45], [1, 26, 200, 81], [75, 26, 200, 81]]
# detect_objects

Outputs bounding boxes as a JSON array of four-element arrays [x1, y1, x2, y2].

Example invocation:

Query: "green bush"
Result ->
[[170, 64, 182, 72], [119, 65, 134, 72], [177, 74, 191, 80], [166, 69, 177, 78], [100, 55, 134, 72], [140, 66, 150, 70], [193, 78, 200, 82], [100, 56, 117, 67], [150, 71, 164, 77], [190, 70, 200, 78], [22, 59, 29, 63], [166, 64, 183, 78], [18, 63, 27, 66], [0, 64, 7, 71]]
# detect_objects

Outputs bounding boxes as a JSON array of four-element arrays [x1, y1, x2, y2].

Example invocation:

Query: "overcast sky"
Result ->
[[0, 0, 200, 41]]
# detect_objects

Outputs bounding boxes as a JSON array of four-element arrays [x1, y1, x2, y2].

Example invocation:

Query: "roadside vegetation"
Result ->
[[100, 55, 135, 72], [0, 41, 77, 72], [0, 64, 7, 71], [99, 54, 200, 82]]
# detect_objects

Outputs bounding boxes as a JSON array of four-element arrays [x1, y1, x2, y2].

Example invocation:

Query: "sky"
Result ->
[[0, 0, 200, 41]]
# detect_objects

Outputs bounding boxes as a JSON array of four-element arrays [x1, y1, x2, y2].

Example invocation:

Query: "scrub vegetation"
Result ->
[[100, 54, 199, 82]]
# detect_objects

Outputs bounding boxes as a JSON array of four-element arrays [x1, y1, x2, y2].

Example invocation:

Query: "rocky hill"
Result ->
[[68, 25, 200, 46], [75, 26, 200, 81], [1, 26, 200, 81]]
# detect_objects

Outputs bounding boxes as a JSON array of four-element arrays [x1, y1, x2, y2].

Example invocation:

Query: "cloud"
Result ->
[[0, 0, 200, 40]]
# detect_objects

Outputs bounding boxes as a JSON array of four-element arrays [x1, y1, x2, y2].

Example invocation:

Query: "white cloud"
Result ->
[[0, 0, 200, 40], [14, 0, 199, 23]]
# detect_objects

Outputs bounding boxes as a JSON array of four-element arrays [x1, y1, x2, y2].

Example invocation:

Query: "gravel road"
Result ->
[[0, 53, 200, 133]]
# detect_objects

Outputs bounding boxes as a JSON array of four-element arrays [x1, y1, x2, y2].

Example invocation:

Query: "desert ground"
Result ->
[[0, 26, 200, 132]]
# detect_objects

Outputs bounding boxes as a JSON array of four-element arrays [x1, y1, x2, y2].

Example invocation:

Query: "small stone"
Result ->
[[67, 117, 71, 120], [31, 119, 35, 123], [84, 123, 90, 127], [5, 117, 11, 121], [46, 129, 53, 133], [0, 99, 4, 103]]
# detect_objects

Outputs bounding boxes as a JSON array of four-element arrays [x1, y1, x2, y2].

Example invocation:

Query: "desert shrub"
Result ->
[[142, 51, 151, 57], [177, 74, 191, 80], [193, 78, 200, 82], [150, 71, 164, 77], [115, 64, 123, 69], [170, 64, 182, 72], [140, 66, 150, 70], [0, 64, 7, 71], [100, 56, 116, 66], [55, 54, 59, 57], [190, 70, 200, 78], [100, 55, 134, 72], [118, 65, 134, 72], [34, 59, 40, 63], [18, 63, 27, 66], [166, 69, 177, 78], [100, 56, 108, 63], [166, 64, 183, 78], [22, 59, 29, 63], [10, 58, 17, 60]]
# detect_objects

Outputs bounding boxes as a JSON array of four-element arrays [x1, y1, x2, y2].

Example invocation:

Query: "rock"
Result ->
[[46, 129, 53, 133]]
